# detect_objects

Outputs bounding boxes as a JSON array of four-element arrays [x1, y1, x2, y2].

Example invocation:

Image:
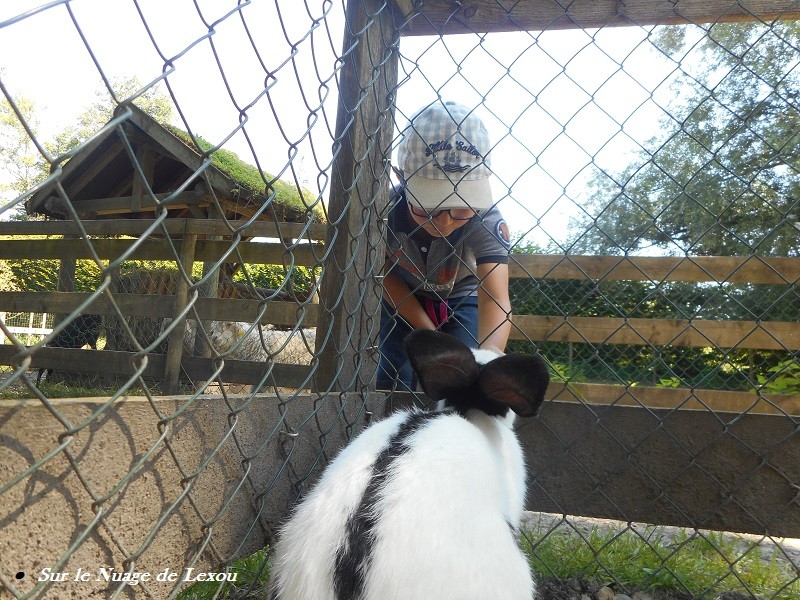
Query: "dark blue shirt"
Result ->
[[384, 187, 510, 300]]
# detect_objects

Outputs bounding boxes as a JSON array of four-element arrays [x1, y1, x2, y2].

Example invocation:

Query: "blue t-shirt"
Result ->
[[384, 187, 510, 301]]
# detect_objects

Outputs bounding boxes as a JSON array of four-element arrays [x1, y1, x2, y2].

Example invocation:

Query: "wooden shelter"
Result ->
[[20, 105, 325, 392], [26, 104, 313, 224]]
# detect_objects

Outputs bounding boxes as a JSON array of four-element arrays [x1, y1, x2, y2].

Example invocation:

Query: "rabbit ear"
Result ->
[[478, 353, 550, 418], [403, 330, 480, 400]]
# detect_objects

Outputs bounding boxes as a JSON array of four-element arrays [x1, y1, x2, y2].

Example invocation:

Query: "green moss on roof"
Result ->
[[167, 126, 325, 223]]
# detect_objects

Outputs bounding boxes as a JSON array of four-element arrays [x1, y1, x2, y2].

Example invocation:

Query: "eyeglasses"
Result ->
[[408, 203, 476, 221]]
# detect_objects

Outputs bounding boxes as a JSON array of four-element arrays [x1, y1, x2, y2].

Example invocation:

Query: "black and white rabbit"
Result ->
[[269, 330, 550, 600]]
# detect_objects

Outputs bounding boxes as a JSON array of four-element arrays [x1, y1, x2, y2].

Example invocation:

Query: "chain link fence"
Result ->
[[1, 0, 799, 598]]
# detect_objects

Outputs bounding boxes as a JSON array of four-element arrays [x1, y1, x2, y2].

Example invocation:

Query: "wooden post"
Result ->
[[57, 246, 76, 293], [163, 233, 197, 394], [313, 0, 400, 393], [53, 235, 77, 328], [104, 264, 121, 352], [131, 143, 156, 213], [195, 207, 223, 358]]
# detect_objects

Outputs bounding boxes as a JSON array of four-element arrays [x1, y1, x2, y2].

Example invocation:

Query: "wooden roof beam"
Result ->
[[131, 143, 156, 212], [395, 0, 800, 36], [65, 137, 127, 199], [43, 191, 211, 217], [125, 105, 250, 203]]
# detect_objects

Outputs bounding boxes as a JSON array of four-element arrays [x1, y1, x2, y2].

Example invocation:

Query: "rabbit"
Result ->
[[268, 329, 550, 600]]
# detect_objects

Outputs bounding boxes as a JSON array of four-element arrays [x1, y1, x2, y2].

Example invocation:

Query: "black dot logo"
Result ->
[[15, 572, 25, 580]]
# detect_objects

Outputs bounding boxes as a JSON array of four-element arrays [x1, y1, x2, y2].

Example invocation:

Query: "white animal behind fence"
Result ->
[[2, 312, 315, 370], [178, 320, 316, 365]]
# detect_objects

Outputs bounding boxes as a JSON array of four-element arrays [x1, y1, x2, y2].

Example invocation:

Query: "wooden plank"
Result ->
[[511, 315, 800, 350], [0, 346, 312, 390], [0, 219, 328, 240], [5, 294, 798, 350], [125, 105, 246, 205], [1, 224, 792, 283], [195, 239, 321, 267], [525, 401, 800, 537], [0, 292, 319, 328], [395, 0, 800, 36], [177, 356, 313, 389], [218, 199, 269, 222], [0, 238, 322, 266], [131, 143, 156, 213], [43, 191, 210, 216], [193, 297, 318, 327], [26, 126, 119, 214], [547, 381, 800, 415], [509, 254, 800, 285], [66, 137, 126, 200], [196, 206, 224, 357]]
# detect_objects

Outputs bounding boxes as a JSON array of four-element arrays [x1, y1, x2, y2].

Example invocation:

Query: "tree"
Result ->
[[0, 91, 47, 220], [570, 21, 800, 257], [47, 76, 174, 159], [0, 76, 174, 221]]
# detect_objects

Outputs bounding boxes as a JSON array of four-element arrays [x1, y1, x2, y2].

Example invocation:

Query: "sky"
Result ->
[[0, 0, 689, 247]]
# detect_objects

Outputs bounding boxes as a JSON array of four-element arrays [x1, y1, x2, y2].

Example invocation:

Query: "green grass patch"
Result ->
[[166, 127, 325, 223], [175, 547, 272, 600], [521, 522, 800, 598]]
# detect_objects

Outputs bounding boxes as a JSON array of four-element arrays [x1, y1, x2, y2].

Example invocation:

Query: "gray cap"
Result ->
[[397, 101, 493, 211]]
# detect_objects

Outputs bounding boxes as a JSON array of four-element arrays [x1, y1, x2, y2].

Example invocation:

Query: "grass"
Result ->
[[175, 547, 272, 600], [4, 380, 133, 399], [166, 126, 325, 223], [520, 521, 800, 599], [175, 525, 800, 600]]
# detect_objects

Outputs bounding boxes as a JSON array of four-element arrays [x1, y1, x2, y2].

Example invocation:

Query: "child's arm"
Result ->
[[477, 262, 511, 354], [381, 268, 436, 331]]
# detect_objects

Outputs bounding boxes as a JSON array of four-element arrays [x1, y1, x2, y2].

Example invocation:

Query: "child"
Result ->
[[379, 100, 512, 390]]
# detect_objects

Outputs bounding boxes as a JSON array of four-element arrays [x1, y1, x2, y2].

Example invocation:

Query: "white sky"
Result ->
[[0, 0, 690, 247]]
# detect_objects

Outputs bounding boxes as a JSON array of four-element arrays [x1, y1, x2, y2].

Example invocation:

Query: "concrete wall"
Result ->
[[0, 393, 379, 599], [522, 401, 800, 538]]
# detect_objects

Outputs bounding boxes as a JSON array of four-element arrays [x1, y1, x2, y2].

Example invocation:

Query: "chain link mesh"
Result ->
[[1, 0, 798, 598]]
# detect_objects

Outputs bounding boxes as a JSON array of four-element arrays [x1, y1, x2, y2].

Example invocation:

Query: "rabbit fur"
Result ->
[[269, 330, 550, 600]]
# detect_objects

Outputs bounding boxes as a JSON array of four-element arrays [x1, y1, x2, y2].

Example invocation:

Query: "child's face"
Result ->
[[407, 204, 474, 238]]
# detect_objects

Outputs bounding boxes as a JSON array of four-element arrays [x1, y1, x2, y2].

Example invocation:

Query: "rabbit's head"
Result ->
[[404, 330, 549, 420]]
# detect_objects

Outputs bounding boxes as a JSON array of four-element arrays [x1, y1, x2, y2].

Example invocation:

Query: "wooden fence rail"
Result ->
[[0, 292, 316, 328], [510, 253, 800, 284], [0, 220, 324, 391], [395, 0, 800, 36], [0, 221, 797, 410], [511, 315, 800, 350]]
